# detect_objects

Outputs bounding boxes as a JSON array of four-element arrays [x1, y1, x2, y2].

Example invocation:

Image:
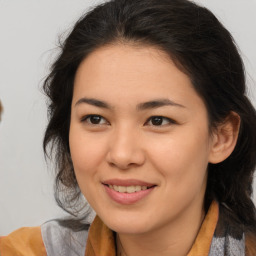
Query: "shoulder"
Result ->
[[0, 226, 46, 256], [0, 220, 89, 256], [215, 203, 256, 256], [41, 219, 89, 256], [245, 231, 256, 256]]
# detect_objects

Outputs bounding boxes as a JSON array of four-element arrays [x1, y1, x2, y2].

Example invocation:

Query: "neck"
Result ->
[[116, 203, 205, 256]]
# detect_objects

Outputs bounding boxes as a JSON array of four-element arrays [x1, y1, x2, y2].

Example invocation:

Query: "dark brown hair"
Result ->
[[43, 0, 256, 230]]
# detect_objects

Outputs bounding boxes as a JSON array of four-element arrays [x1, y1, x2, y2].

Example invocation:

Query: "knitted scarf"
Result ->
[[209, 203, 256, 256], [85, 201, 256, 256], [209, 203, 245, 255]]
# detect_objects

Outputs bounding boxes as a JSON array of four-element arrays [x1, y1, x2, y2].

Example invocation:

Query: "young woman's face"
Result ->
[[69, 44, 215, 235]]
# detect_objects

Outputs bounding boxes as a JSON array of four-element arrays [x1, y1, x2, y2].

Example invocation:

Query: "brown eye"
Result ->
[[82, 115, 108, 125], [89, 115, 102, 124], [146, 116, 176, 126], [151, 116, 164, 126]]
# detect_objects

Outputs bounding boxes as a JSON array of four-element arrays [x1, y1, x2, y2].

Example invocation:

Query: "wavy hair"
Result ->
[[43, 0, 256, 230]]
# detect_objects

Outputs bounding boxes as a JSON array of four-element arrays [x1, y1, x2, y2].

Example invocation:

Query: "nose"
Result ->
[[106, 126, 146, 170]]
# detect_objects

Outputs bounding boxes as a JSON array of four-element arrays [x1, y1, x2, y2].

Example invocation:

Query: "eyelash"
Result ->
[[81, 115, 176, 127], [145, 116, 176, 126], [81, 115, 109, 125]]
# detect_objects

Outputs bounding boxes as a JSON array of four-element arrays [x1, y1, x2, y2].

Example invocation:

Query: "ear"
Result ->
[[208, 112, 240, 164]]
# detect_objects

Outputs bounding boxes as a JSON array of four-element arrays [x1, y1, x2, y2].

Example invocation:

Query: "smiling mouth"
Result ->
[[105, 184, 155, 193], [103, 181, 156, 204]]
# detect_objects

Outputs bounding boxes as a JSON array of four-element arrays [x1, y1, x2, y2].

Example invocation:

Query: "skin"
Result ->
[[69, 44, 238, 256]]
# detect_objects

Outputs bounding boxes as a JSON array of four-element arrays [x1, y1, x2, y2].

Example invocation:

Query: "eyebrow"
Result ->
[[75, 98, 112, 109], [136, 98, 185, 110], [75, 97, 185, 110]]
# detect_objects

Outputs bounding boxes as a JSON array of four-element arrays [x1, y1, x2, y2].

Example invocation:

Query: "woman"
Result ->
[[1, 0, 256, 255]]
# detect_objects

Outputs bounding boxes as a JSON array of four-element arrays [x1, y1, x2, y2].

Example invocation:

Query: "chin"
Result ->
[[99, 211, 154, 235], [109, 222, 151, 235]]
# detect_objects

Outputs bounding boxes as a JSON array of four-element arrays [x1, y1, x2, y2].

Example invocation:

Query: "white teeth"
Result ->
[[126, 186, 136, 193], [135, 185, 141, 192], [118, 186, 126, 193], [109, 185, 150, 193]]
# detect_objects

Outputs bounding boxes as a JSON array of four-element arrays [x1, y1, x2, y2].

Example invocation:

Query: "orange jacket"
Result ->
[[0, 201, 223, 256]]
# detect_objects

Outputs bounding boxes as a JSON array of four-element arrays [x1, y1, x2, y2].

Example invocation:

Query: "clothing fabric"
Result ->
[[209, 203, 256, 256], [41, 220, 88, 256], [85, 201, 218, 256], [1, 201, 256, 256], [0, 226, 46, 256]]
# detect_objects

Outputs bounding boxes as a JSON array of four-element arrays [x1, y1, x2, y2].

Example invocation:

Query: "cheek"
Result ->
[[147, 126, 210, 184], [69, 126, 106, 182], [148, 133, 209, 214], [69, 130, 106, 205]]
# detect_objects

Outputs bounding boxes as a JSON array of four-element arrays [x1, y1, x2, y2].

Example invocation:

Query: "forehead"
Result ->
[[75, 43, 187, 84], [73, 43, 205, 111]]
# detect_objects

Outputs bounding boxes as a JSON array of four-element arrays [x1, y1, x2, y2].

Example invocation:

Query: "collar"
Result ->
[[85, 201, 219, 256]]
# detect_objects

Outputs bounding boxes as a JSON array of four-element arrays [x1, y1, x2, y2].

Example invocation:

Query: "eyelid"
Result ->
[[144, 116, 177, 126], [81, 114, 109, 125]]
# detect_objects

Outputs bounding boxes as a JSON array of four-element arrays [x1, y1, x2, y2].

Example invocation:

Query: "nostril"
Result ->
[[107, 156, 146, 170]]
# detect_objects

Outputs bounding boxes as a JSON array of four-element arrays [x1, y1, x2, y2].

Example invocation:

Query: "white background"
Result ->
[[0, 0, 255, 235]]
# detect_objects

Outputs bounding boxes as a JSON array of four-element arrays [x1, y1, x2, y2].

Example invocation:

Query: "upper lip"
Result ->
[[102, 179, 156, 187]]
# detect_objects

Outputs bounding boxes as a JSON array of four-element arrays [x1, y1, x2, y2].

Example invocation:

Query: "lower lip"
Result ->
[[104, 185, 155, 205]]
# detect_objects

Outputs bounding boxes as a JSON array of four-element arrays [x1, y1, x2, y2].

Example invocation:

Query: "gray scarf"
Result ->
[[209, 203, 245, 256]]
